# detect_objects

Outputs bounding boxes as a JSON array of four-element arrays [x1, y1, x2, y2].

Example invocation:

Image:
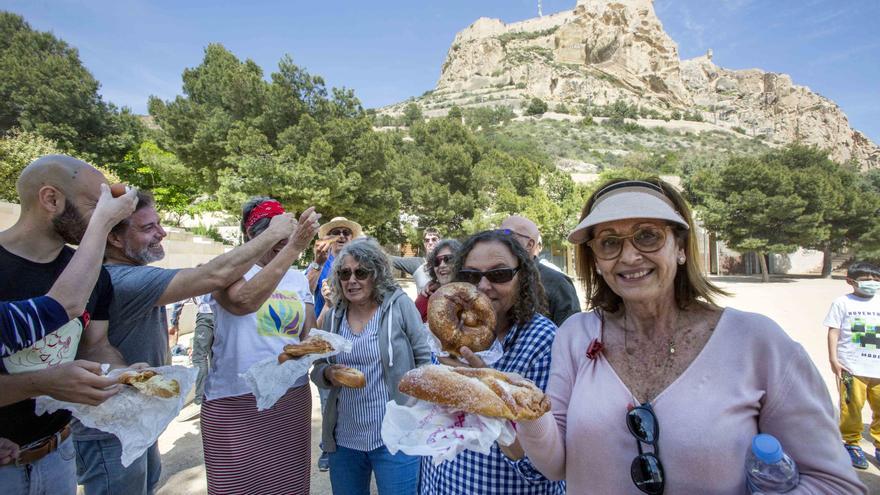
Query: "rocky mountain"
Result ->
[[385, 0, 879, 169]]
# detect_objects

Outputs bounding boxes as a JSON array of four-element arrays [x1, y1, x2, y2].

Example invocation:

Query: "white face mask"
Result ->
[[857, 280, 880, 296]]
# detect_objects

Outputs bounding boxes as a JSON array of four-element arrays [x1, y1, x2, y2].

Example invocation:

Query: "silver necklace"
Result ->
[[623, 312, 678, 356]]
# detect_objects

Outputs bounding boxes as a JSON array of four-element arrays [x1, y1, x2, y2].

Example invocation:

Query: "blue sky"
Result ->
[[3, 0, 878, 142]]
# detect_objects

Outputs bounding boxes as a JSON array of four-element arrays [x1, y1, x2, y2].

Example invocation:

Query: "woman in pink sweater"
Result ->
[[516, 178, 865, 494]]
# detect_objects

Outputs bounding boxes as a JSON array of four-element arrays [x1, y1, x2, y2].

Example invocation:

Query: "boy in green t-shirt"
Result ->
[[824, 261, 880, 469]]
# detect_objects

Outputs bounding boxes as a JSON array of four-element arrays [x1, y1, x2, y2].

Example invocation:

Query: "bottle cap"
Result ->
[[752, 433, 783, 463]]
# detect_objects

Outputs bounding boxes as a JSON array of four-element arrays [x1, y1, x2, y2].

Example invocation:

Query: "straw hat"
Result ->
[[318, 217, 363, 239]]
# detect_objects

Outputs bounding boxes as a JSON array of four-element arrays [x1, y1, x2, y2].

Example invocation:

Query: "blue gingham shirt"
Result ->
[[420, 313, 565, 495]]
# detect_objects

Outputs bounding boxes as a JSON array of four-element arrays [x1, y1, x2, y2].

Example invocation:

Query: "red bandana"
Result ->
[[244, 200, 285, 233]]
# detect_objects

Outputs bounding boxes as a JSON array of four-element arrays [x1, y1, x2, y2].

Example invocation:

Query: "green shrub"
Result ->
[[190, 224, 226, 244], [609, 100, 639, 120], [403, 103, 424, 126], [525, 97, 548, 116]]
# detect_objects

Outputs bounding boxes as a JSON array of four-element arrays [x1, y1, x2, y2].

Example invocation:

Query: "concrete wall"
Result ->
[[770, 248, 824, 275]]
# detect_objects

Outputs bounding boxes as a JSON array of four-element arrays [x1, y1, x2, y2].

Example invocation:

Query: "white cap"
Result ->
[[568, 181, 689, 244]]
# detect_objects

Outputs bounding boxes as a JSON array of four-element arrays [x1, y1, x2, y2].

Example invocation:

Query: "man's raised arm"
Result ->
[[155, 212, 299, 307]]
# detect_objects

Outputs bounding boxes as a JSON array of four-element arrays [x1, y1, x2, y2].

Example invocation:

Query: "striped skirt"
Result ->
[[201, 386, 311, 495]]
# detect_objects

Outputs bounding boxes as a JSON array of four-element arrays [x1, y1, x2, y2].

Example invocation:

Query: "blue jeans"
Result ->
[[328, 444, 419, 495], [0, 436, 77, 495], [74, 437, 161, 495], [191, 312, 214, 405]]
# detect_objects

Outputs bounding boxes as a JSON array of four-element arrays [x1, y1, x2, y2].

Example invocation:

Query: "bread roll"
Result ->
[[334, 366, 366, 388], [277, 336, 334, 363], [427, 282, 496, 357], [118, 370, 156, 384], [118, 370, 180, 399], [398, 365, 549, 421]]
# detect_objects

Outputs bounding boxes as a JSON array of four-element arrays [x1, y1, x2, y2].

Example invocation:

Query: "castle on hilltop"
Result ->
[[394, 0, 878, 169]]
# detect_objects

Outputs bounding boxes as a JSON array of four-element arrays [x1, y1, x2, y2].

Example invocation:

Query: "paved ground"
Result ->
[[146, 275, 880, 494]]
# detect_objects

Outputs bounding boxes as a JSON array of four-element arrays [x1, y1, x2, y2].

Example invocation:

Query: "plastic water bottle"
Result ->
[[745, 434, 799, 493]]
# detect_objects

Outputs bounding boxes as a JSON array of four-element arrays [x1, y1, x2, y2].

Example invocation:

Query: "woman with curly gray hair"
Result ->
[[421, 230, 564, 495], [310, 239, 431, 495]]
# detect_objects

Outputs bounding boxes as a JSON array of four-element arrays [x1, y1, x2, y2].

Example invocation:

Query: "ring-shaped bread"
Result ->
[[427, 282, 496, 357]]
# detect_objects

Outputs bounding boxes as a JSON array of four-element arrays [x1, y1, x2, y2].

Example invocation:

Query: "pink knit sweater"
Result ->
[[517, 308, 866, 494]]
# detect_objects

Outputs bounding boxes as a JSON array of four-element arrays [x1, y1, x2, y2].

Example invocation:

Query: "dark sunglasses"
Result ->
[[587, 225, 669, 261], [329, 228, 352, 237], [627, 403, 664, 494], [337, 267, 371, 281], [434, 254, 454, 266], [458, 266, 519, 285]]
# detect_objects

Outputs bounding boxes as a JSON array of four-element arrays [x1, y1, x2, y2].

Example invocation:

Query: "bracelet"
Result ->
[[309, 262, 322, 271]]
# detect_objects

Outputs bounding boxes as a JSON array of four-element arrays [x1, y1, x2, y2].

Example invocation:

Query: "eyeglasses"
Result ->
[[435, 254, 454, 266], [458, 267, 519, 285], [627, 403, 665, 494], [587, 225, 669, 260], [496, 229, 533, 243], [337, 267, 371, 281], [329, 228, 352, 237]]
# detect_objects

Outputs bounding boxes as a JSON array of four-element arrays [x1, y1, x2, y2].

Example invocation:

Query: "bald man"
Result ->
[[500, 216, 581, 327], [0, 155, 133, 494]]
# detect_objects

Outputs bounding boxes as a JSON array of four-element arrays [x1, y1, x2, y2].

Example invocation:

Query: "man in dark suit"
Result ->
[[500, 216, 581, 327]]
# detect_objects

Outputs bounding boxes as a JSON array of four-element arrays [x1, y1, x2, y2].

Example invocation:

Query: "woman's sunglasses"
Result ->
[[457, 266, 519, 285], [627, 403, 664, 494], [434, 254, 454, 266], [587, 225, 669, 261], [337, 267, 371, 281]]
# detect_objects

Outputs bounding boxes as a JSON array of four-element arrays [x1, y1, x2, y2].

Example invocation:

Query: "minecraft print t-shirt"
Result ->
[[824, 293, 880, 378]]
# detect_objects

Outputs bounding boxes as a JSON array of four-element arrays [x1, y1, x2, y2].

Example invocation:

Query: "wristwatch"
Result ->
[[309, 262, 322, 271]]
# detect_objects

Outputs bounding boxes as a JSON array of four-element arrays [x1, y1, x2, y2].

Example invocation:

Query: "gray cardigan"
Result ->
[[310, 287, 432, 453]]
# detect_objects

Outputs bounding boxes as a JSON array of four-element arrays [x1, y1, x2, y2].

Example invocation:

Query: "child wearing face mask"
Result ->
[[824, 261, 880, 469]]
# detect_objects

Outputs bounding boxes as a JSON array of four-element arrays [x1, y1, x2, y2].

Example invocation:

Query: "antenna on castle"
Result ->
[[538, 0, 543, 17]]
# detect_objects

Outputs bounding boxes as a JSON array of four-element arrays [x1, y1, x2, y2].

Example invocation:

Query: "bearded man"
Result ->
[[73, 190, 319, 494]]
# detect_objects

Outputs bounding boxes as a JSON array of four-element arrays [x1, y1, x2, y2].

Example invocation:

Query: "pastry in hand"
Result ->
[[427, 282, 496, 357], [277, 336, 335, 363], [118, 370, 180, 399], [333, 366, 366, 388], [398, 365, 549, 421]]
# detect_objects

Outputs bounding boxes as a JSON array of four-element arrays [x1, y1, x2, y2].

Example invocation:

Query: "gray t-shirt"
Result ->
[[73, 264, 179, 441], [106, 264, 180, 367]]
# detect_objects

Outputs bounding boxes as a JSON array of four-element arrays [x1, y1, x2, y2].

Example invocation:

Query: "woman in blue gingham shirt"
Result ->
[[421, 230, 565, 495]]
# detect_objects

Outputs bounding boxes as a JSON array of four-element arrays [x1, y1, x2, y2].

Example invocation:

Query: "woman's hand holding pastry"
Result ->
[[324, 364, 348, 387], [324, 364, 365, 388], [438, 346, 486, 368]]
